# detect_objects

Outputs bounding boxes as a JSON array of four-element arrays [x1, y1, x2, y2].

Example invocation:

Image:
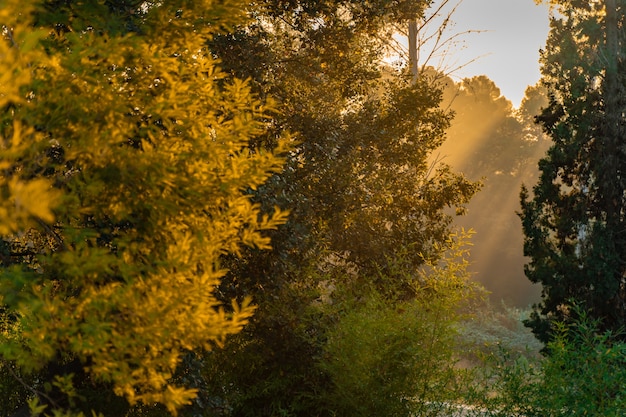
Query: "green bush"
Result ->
[[475, 306, 626, 417], [320, 295, 466, 417], [319, 232, 482, 417], [535, 310, 626, 416]]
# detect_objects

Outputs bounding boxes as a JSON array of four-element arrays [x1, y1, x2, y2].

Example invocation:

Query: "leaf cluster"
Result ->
[[0, 0, 290, 414]]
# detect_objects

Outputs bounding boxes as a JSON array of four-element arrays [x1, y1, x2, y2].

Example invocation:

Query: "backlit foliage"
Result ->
[[0, 0, 289, 413], [320, 230, 483, 417], [198, 2, 480, 414], [521, 0, 626, 343]]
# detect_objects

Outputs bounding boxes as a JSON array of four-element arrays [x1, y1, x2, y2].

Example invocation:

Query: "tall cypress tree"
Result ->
[[521, 0, 626, 344]]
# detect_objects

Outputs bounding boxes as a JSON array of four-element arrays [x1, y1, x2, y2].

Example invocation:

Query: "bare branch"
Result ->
[[35, 218, 67, 252], [6, 364, 59, 409], [394, 0, 487, 79]]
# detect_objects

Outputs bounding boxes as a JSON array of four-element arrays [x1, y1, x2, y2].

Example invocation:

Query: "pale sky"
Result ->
[[416, 0, 551, 107]]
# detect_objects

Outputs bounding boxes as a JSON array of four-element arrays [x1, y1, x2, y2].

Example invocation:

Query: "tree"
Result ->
[[210, 0, 479, 271], [433, 75, 549, 306], [0, 0, 289, 414], [521, 0, 626, 344], [196, 1, 481, 415], [518, 83, 550, 145], [442, 75, 522, 180]]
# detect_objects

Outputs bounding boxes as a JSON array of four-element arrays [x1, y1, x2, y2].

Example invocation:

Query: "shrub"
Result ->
[[319, 231, 482, 417], [475, 306, 626, 417]]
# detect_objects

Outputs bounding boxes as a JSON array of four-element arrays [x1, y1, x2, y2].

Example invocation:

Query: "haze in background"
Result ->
[[422, 0, 550, 107], [387, 1, 553, 306], [431, 76, 549, 307]]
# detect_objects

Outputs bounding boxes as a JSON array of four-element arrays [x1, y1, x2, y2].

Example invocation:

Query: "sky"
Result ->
[[415, 0, 551, 107]]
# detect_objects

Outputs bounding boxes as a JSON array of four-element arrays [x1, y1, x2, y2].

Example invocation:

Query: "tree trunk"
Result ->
[[408, 19, 418, 80], [603, 0, 620, 222], [602, 0, 626, 324]]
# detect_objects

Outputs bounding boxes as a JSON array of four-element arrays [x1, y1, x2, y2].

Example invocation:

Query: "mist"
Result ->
[[436, 75, 550, 306]]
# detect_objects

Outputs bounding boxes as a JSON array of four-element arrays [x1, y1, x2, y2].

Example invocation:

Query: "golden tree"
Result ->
[[0, 0, 289, 414]]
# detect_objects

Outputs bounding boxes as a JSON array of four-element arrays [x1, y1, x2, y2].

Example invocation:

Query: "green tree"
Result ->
[[197, 2, 480, 415], [210, 0, 478, 273], [0, 0, 288, 414], [521, 0, 626, 344]]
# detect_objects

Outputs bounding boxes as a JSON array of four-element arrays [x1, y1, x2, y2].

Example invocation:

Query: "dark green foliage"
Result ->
[[520, 1, 626, 344], [201, 2, 480, 415]]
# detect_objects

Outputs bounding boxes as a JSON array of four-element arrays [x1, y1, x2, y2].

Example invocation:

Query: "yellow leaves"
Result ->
[[73, 266, 255, 412], [5, 119, 24, 149], [0, 58, 30, 108], [259, 206, 291, 231], [0, 17, 62, 234], [114, 383, 198, 416], [161, 385, 199, 415], [229, 296, 257, 333], [0, 1, 291, 414], [225, 201, 290, 253], [14, 244, 258, 413], [0, 120, 46, 169], [10, 178, 60, 224], [0, 178, 61, 235], [165, 228, 195, 263], [0, 3, 47, 108], [27, 397, 48, 417]]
